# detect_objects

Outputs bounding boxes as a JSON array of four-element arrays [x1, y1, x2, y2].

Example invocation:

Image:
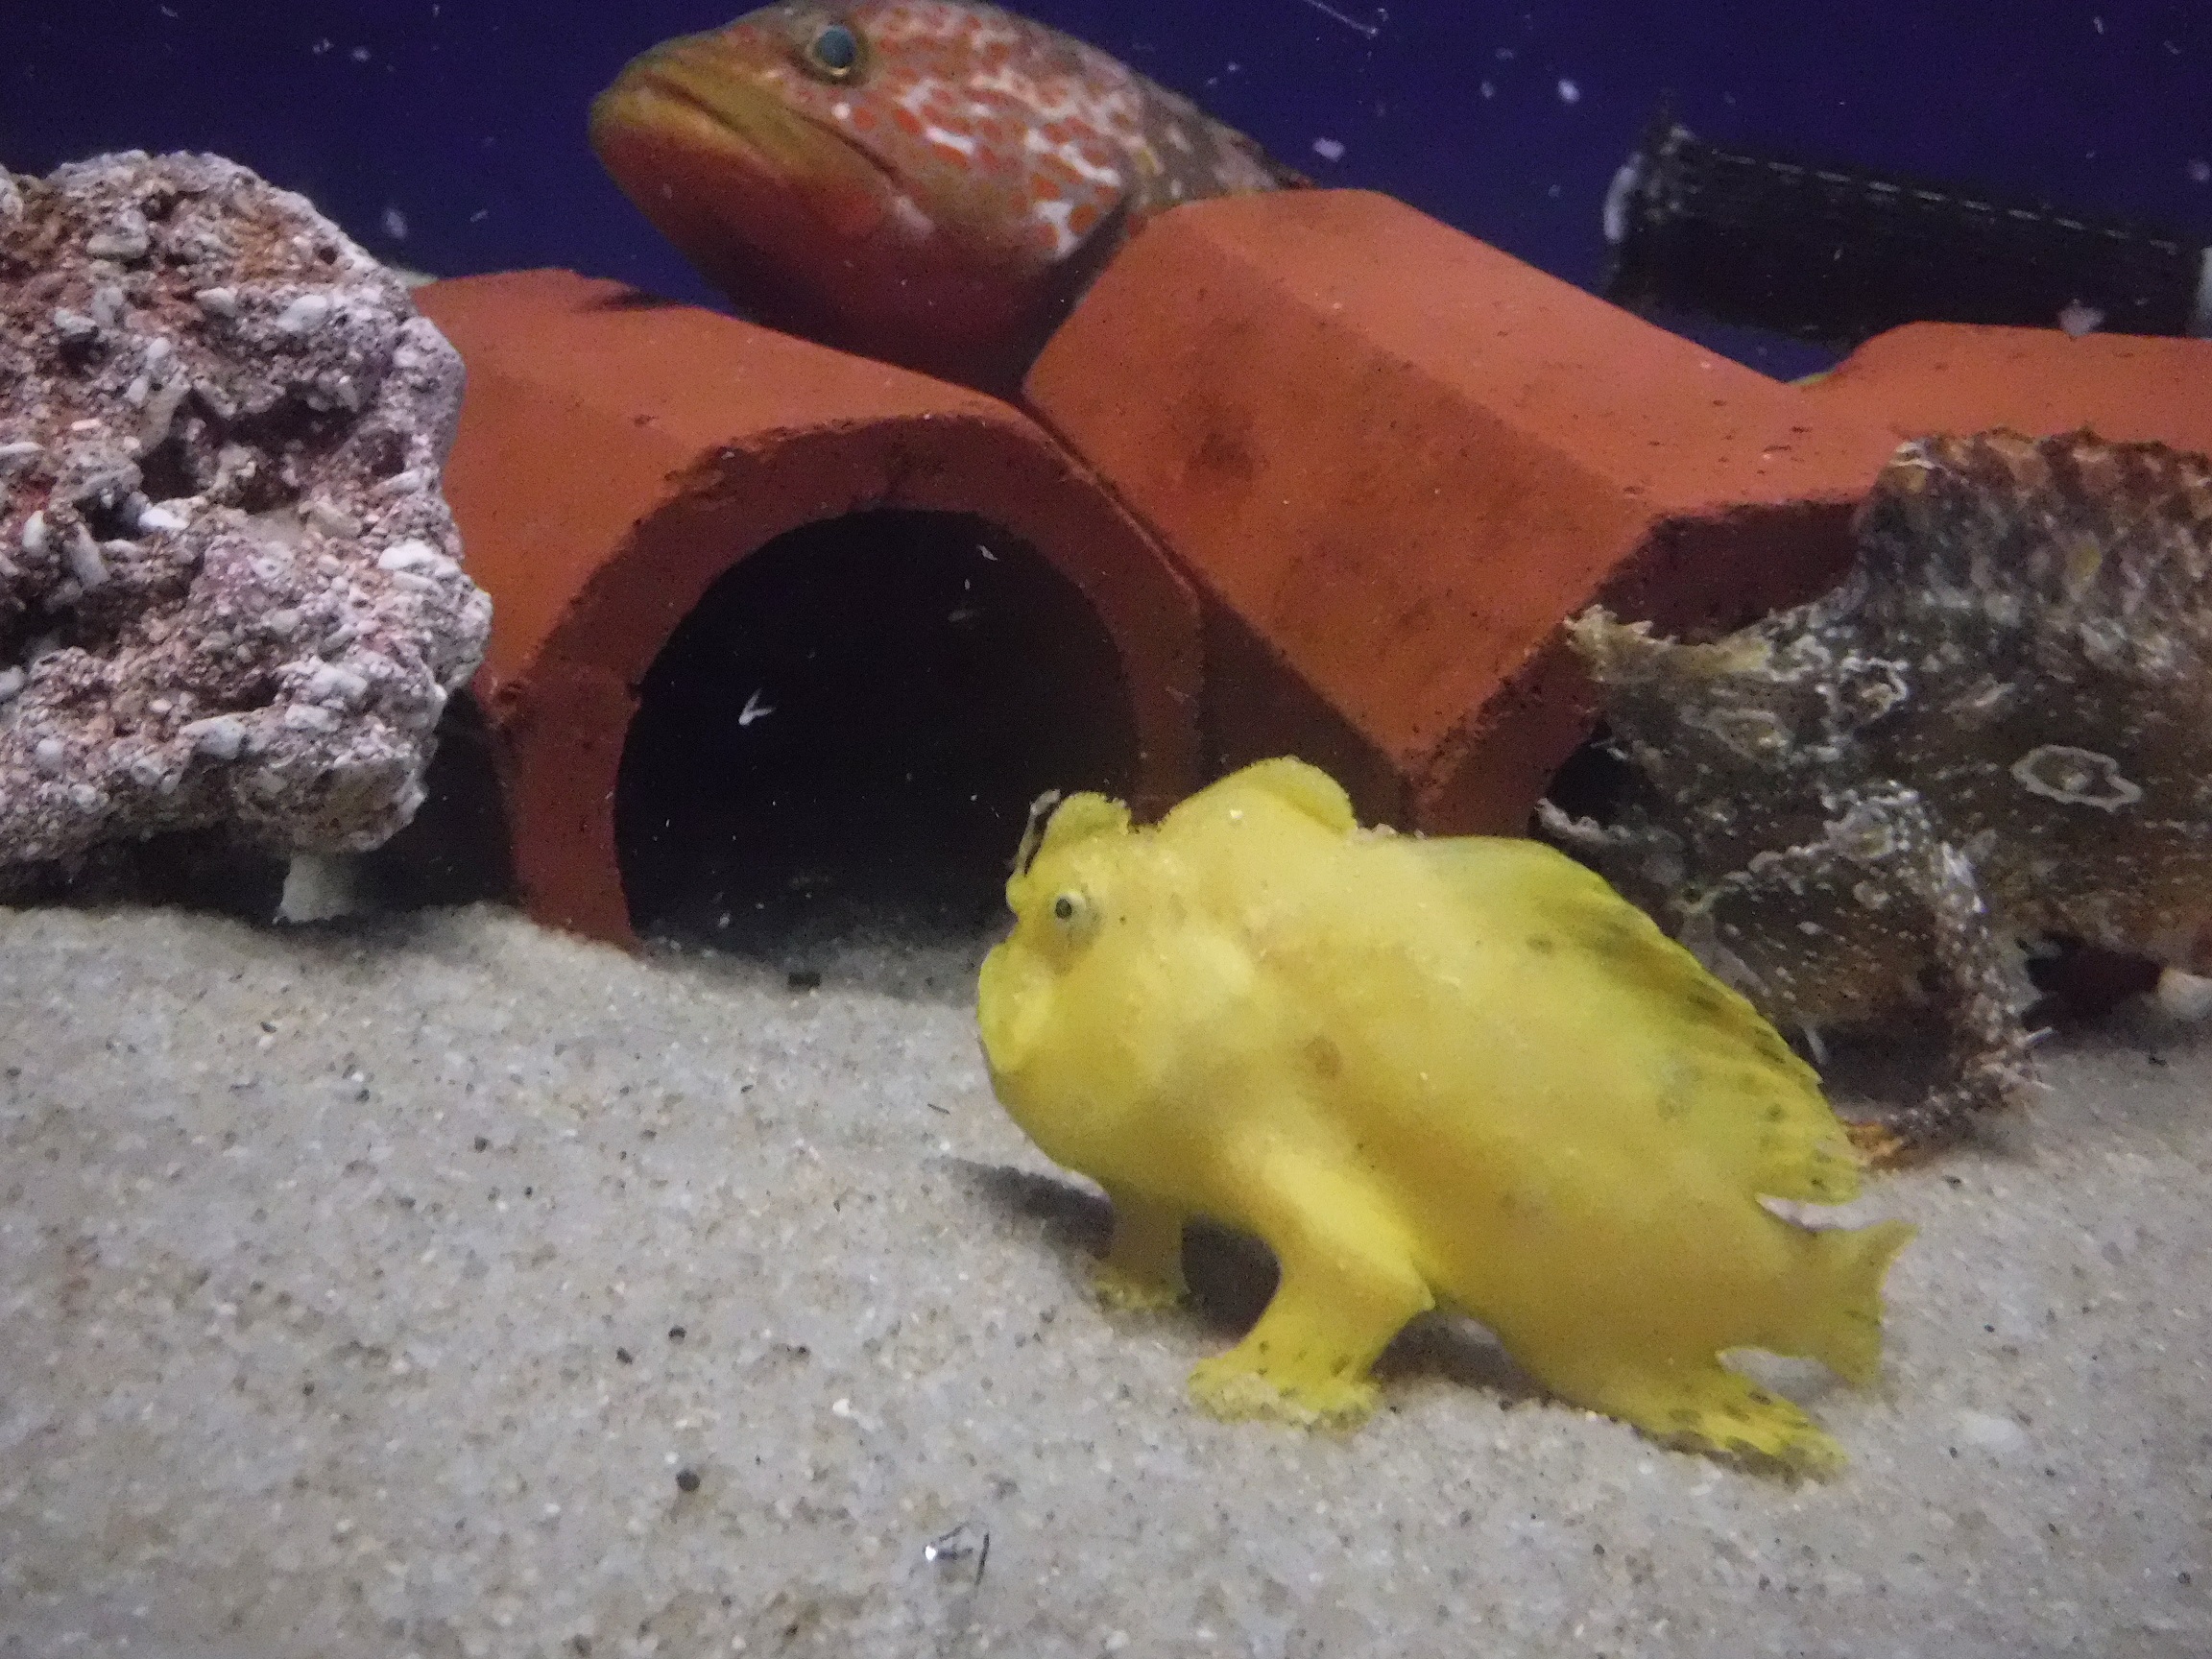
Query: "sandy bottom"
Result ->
[[2, 902, 2208, 1658]]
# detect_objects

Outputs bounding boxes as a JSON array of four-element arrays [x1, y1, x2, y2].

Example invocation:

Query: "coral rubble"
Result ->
[[0, 151, 489, 872], [1545, 430, 2212, 1155]]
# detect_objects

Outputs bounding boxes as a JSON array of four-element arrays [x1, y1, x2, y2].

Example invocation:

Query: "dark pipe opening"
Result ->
[[613, 510, 1139, 979], [1536, 723, 1637, 834]]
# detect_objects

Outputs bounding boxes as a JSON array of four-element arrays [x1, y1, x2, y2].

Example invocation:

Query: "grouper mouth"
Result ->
[[589, 38, 897, 220]]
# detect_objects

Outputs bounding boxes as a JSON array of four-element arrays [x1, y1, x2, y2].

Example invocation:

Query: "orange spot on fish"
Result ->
[[892, 104, 926, 137], [1068, 200, 1102, 236]]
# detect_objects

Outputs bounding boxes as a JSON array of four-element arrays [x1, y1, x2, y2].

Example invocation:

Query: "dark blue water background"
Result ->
[[6, 2, 2208, 377]]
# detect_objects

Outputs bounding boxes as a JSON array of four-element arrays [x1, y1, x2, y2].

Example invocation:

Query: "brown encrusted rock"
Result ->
[[0, 151, 489, 867], [1546, 430, 2212, 1158]]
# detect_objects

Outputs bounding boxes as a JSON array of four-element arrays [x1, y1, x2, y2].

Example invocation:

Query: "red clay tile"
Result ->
[[1024, 189, 1903, 833], [1802, 323, 2212, 456], [415, 270, 1201, 947]]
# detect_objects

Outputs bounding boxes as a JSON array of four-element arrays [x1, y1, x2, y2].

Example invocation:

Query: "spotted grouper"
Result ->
[[589, 1, 1304, 393]]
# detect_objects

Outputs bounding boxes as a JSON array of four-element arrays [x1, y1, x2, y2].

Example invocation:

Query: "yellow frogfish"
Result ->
[[589, 1, 1302, 394], [976, 757, 1915, 1474]]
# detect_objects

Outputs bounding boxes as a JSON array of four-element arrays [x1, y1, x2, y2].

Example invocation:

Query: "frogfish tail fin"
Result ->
[[1804, 1218, 1915, 1387]]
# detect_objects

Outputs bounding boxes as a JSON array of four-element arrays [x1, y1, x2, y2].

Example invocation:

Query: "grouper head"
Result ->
[[589, 1, 1132, 392], [589, 1, 1296, 394]]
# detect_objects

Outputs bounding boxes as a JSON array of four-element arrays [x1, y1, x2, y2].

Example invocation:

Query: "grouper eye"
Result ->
[[804, 21, 863, 79]]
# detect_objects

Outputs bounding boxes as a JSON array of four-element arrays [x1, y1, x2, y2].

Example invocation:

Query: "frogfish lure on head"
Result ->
[[589, 1, 1304, 394]]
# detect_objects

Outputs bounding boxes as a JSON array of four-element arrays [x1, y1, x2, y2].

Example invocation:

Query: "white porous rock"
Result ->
[[0, 151, 491, 865]]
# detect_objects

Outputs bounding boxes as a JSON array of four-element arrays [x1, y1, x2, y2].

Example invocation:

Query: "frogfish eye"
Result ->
[[1048, 891, 1097, 939], [805, 21, 863, 79]]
